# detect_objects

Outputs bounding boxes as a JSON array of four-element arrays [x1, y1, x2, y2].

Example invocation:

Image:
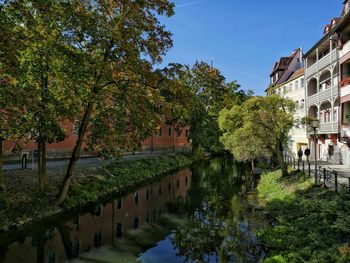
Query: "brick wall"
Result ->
[[3, 120, 190, 159]]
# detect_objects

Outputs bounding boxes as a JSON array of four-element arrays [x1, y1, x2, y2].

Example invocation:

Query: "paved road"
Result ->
[[3, 152, 163, 171]]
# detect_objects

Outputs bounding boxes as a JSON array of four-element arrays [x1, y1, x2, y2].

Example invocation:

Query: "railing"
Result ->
[[306, 49, 337, 78], [339, 40, 350, 58], [319, 121, 338, 134], [307, 93, 318, 105], [285, 155, 349, 193], [306, 85, 339, 107]]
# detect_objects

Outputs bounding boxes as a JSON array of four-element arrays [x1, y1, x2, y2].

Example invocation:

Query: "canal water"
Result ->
[[0, 157, 265, 262]]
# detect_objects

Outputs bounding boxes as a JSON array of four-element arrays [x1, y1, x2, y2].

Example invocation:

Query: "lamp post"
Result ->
[[311, 119, 320, 183]]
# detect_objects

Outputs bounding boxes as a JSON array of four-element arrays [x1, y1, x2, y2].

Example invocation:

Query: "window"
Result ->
[[158, 185, 162, 195], [72, 120, 79, 135], [145, 189, 150, 201], [168, 126, 172, 136], [72, 240, 80, 257], [47, 252, 56, 263], [73, 216, 80, 231], [295, 80, 299, 89], [116, 223, 122, 238], [168, 183, 171, 192], [289, 83, 292, 92], [134, 192, 139, 205], [176, 179, 180, 189], [185, 129, 189, 137], [94, 232, 102, 247], [134, 217, 139, 229], [93, 205, 102, 217], [301, 78, 304, 88], [158, 127, 163, 136], [116, 199, 122, 209]]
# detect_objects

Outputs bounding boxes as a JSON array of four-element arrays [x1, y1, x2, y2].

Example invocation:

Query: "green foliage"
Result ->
[[184, 61, 249, 154], [256, 170, 350, 262], [219, 95, 296, 176], [63, 155, 193, 208]]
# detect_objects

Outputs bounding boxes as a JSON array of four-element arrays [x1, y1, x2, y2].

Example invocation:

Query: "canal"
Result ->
[[0, 157, 264, 262]]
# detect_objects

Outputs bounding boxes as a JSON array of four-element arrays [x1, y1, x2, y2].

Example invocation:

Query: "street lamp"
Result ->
[[311, 119, 320, 183]]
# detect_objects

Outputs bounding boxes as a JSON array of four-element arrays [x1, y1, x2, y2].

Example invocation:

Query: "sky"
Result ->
[[159, 0, 343, 95]]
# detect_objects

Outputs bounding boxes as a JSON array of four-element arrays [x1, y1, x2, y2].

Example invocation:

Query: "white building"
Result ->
[[279, 69, 309, 157], [266, 49, 308, 158]]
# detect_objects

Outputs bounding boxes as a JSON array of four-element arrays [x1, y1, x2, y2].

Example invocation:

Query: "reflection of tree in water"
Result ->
[[0, 246, 8, 263], [32, 228, 55, 263], [171, 157, 264, 262]]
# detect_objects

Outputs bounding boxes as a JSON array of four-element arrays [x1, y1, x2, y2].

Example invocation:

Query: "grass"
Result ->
[[257, 169, 350, 263]]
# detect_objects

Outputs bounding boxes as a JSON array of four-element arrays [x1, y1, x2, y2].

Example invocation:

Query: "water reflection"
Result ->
[[0, 157, 264, 263]]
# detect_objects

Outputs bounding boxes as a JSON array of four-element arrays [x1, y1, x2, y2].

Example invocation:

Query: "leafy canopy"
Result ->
[[219, 95, 296, 169]]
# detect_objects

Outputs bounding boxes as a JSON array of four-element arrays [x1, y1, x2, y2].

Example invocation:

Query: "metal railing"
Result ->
[[285, 155, 349, 193]]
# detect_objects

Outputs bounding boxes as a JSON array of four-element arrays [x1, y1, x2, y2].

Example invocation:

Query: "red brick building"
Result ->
[[3, 120, 190, 159]]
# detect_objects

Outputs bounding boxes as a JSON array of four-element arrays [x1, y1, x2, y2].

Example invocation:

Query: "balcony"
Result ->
[[339, 40, 350, 58], [306, 85, 339, 106], [319, 121, 339, 134], [306, 49, 337, 77]]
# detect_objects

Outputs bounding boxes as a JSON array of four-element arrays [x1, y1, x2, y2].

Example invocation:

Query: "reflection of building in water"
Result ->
[[2, 169, 191, 262]]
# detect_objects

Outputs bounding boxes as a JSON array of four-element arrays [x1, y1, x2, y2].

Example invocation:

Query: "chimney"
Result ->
[[344, 0, 350, 16]]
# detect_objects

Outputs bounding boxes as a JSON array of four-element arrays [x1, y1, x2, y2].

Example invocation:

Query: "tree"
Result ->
[[219, 95, 296, 177], [184, 61, 246, 154], [1, 0, 80, 191], [56, 0, 176, 204], [0, 2, 30, 199]]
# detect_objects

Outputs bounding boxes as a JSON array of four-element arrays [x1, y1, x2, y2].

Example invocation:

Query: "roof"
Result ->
[[270, 57, 291, 76], [304, 12, 350, 58], [271, 49, 301, 83], [288, 68, 305, 81], [265, 67, 305, 93]]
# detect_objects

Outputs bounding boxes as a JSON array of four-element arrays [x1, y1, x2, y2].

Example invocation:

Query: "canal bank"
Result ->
[[256, 169, 350, 262], [0, 157, 264, 262], [0, 154, 201, 232]]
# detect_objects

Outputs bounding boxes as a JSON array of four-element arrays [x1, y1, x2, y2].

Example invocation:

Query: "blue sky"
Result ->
[[159, 0, 343, 95]]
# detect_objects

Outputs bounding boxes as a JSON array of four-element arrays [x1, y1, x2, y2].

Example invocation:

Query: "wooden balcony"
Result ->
[[306, 85, 338, 106], [306, 49, 337, 78]]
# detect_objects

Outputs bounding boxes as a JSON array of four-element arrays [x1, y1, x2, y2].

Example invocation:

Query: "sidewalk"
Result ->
[[2, 151, 166, 171]]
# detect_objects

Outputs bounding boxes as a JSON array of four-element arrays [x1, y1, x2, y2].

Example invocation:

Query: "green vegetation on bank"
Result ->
[[257, 169, 350, 263], [0, 154, 196, 232]]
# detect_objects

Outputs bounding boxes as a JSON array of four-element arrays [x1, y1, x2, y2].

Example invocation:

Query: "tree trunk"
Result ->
[[57, 102, 94, 205], [35, 231, 45, 263], [251, 159, 255, 175], [276, 142, 288, 177], [0, 138, 4, 191], [37, 139, 47, 191], [57, 223, 74, 258]]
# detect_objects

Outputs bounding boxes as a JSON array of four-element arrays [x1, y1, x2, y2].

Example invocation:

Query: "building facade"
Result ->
[[304, 1, 350, 165], [3, 119, 190, 160], [280, 69, 308, 158], [266, 49, 308, 158]]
